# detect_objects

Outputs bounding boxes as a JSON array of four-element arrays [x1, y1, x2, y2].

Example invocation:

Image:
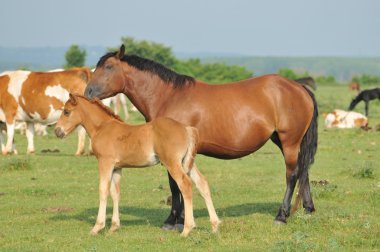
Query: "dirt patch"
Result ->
[[42, 206, 74, 213]]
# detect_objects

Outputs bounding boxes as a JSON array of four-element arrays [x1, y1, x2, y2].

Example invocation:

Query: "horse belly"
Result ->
[[197, 123, 273, 159]]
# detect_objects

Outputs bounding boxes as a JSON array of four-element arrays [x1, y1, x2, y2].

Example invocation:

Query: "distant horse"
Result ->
[[55, 94, 220, 237], [348, 88, 380, 116], [84, 45, 318, 229], [348, 82, 360, 93], [295, 77, 317, 91]]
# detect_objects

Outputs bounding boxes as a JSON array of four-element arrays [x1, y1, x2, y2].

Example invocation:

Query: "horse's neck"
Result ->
[[124, 73, 174, 121], [79, 102, 113, 138]]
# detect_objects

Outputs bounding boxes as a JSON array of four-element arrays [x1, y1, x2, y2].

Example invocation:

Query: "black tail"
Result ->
[[295, 87, 318, 210]]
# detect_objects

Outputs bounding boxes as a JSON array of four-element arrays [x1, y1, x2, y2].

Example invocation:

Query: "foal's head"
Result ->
[[85, 45, 127, 100], [55, 94, 82, 138]]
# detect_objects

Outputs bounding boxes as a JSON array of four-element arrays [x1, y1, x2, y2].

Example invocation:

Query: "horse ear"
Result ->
[[69, 93, 77, 105], [117, 44, 125, 59]]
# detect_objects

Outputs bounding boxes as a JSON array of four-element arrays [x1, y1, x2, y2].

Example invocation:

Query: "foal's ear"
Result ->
[[116, 44, 125, 59], [69, 93, 78, 105]]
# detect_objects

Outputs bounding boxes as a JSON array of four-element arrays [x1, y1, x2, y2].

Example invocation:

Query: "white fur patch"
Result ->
[[45, 84, 70, 103], [6, 71, 31, 101]]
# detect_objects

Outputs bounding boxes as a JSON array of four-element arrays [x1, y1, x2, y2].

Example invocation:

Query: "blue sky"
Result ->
[[1, 0, 380, 56]]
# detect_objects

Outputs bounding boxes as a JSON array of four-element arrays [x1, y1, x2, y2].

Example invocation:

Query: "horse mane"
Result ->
[[74, 95, 123, 122], [96, 52, 195, 88]]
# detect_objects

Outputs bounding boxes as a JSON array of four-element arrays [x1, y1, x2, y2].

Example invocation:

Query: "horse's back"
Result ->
[[162, 75, 315, 158]]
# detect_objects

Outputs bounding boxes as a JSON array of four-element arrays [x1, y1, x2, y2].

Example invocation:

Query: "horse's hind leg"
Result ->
[[109, 168, 122, 233], [189, 164, 220, 233], [162, 173, 184, 230], [274, 142, 300, 224]]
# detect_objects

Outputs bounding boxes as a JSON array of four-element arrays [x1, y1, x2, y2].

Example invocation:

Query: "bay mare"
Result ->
[[55, 94, 220, 236], [85, 45, 318, 229]]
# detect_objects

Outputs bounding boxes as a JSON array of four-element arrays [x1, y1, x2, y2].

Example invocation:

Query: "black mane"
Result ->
[[96, 52, 195, 88]]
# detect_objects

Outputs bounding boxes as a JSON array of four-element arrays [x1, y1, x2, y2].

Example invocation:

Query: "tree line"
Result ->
[[65, 37, 380, 85], [65, 37, 252, 84]]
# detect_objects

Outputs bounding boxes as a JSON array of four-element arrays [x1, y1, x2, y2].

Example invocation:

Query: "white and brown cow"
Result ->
[[0, 67, 92, 155], [324, 109, 368, 128]]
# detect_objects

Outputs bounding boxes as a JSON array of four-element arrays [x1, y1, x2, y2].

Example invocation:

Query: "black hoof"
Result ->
[[174, 224, 184, 232], [273, 220, 286, 225], [304, 207, 315, 214], [161, 223, 176, 231], [273, 217, 287, 225]]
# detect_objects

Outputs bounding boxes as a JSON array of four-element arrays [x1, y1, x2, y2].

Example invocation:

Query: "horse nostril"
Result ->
[[54, 127, 64, 138]]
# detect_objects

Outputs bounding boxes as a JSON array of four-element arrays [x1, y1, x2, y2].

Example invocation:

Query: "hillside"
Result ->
[[200, 56, 380, 81], [1, 47, 380, 81]]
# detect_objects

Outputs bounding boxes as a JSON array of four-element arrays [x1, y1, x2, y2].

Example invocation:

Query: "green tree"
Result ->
[[111, 36, 252, 83], [109, 37, 177, 68], [64, 45, 86, 69], [278, 68, 297, 80]]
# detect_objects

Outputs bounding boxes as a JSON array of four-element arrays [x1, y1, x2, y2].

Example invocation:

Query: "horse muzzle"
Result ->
[[54, 127, 66, 139]]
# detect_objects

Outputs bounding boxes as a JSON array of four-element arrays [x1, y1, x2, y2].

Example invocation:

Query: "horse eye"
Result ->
[[63, 109, 70, 116], [105, 64, 113, 70]]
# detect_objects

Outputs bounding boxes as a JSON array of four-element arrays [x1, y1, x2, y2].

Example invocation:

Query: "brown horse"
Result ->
[[55, 94, 220, 237], [85, 45, 318, 229]]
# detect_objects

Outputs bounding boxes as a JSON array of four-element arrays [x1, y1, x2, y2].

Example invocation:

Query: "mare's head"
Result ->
[[85, 45, 127, 99], [55, 94, 83, 138]]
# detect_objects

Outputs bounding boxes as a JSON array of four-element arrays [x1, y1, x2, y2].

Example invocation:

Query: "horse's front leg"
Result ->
[[109, 168, 122, 233], [91, 158, 115, 235], [364, 100, 369, 116]]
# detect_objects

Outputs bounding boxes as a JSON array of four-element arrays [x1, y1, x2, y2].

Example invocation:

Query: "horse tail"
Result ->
[[182, 127, 199, 173], [293, 87, 318, 212]]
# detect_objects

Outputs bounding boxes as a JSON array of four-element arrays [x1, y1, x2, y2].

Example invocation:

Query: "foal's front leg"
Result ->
[[91, 158, 115, 235], [109, 168, 122, 233]]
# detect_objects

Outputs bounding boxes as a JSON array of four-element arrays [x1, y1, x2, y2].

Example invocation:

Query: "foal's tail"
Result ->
[[182, 127, 199, 173], [293, 87, 318, 212]]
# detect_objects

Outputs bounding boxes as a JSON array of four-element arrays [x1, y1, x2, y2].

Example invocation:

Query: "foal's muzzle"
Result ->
[[55, 127, 66, 139]]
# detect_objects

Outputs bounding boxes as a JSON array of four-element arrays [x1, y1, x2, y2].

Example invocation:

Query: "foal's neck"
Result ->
[[79, 102, 115, 139]]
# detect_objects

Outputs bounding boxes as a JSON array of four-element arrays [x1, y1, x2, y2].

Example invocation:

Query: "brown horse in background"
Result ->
[[85, 45, 318, 229], [55, 94, 220, 236]]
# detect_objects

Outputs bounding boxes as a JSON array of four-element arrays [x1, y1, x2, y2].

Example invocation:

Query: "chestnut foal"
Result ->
[[55, 94, 220, 236]]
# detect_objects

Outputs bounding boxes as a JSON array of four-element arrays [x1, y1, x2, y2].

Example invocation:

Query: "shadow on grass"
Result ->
[[49, 202, 279, 227]]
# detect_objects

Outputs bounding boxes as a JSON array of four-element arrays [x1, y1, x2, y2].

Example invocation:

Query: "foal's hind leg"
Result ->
[[189, 164, 220, 233], [165, 162, 195, 237], [109, 168, 122, 233], [275, 143, 300, 224]]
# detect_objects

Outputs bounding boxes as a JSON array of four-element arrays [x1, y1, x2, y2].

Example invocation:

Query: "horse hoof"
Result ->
[[161, 223, 176, 231], [174, 224, 184, 232], [273, 219, 286, 225]]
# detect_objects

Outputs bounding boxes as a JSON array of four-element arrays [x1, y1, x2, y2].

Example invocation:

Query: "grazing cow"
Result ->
[[324, 109, 368, 128], [0, 67, 91, 155], [295, 77, 317, 91], [348, 88, 380, 116]]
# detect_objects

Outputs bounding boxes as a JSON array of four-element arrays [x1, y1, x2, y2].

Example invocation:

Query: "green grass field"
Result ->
[[0, 85, 379, 251]]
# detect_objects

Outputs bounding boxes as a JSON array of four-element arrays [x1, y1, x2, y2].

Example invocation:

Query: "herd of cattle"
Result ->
[[0, 67, 377, 155]]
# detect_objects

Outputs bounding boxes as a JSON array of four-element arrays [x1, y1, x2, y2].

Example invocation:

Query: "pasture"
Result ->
[[0, 84, 379, 251]]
